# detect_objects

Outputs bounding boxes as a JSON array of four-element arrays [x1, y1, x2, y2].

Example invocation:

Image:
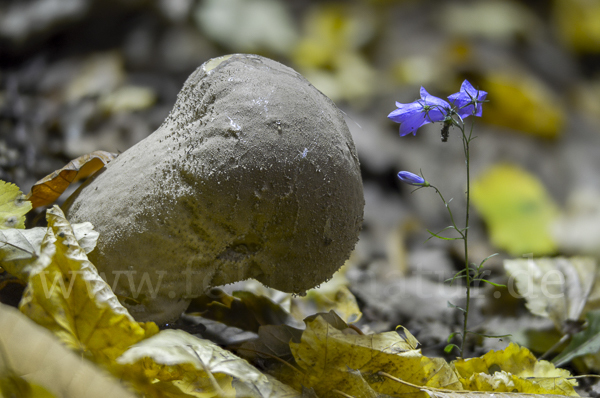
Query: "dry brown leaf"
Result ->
[[26, 151, 117, 209], [187, 288, 292, 333]]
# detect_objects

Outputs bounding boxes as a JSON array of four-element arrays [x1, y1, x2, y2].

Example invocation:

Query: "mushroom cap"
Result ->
[[64, 54, 364, 322]]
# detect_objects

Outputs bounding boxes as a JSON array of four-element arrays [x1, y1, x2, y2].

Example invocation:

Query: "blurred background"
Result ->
[[2, 0, 600, 356]]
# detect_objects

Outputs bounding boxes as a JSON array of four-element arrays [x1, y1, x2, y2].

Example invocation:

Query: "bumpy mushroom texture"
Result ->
[[63, 54, 364, 323]]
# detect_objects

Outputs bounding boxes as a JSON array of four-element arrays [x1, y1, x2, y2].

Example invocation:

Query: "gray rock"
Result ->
[[64, 54, 364, 323]]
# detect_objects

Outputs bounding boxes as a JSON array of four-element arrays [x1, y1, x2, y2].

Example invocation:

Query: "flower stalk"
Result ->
[[390, 80, 504, 357], [461, 121, 473, 357]]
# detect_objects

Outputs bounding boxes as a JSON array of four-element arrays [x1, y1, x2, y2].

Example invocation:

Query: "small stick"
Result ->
[[332, 389, 355, 398]]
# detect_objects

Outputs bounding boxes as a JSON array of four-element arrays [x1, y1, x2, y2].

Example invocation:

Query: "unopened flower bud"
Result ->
[[397, 171, 430, 187]]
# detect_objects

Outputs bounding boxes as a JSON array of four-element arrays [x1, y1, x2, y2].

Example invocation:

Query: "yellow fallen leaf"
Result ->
[[441, 2, 539, 41], [117, 329, 301, 398], [425, 391, 577, 398], [26, 150, 117, 209], [0, 222, 99, 281], [238, 323, 303, 382], [65, 52, 124, 102], [504, 257, 597, 331], [188, 270, 362, 332], [194, 0, 298, 57], [452, 343, 577, 396], [291, 4, 377, 103], [293, 4, 366, 69], [482, 72, 564, 139], [18, 205, 158, 366], [289, 312, 462, 398], [0, 374, 57, 398], [472, 164, 558, 256], [99, 85, 156, 114], [0, 302, 136, 398], [0, 180, 31, 230], [553, 0, 600, 53], [292, 266, 362, 324]]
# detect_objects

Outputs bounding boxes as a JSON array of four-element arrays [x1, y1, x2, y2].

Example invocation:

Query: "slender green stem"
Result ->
[[459, 121, 475, 358], [417, 117, 483, 357]]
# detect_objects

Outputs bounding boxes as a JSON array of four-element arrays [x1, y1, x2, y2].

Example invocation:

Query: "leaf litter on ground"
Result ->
[[503, 256, 600, 372], [0, 181, 587, 398]]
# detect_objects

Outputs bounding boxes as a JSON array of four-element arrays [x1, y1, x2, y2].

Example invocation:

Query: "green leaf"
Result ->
[[477, 253, 499, 270], [465, 331, 511, 339], [444, 344, 459, 354], [447, 301, 466, 313], [445, 274, 468, 285], [426, 229, 462, 241], [553, 309, 600, 366], [445, 268, 471, 284], [474, 279, 506, 288]]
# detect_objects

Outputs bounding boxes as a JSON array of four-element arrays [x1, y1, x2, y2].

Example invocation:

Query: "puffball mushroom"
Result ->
[[63, 54, 364, 323]]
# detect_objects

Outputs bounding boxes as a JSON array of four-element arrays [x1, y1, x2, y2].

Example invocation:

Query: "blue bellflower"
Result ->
[[388, 87, 451, 136], [397, 171, 430, 187], [448, 80, 487, 119]]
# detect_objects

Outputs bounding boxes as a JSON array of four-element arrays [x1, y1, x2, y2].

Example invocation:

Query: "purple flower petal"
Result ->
[[388, 88, 451, 136], [448, 80, 487, 119], [420, 88, 452, 119]]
